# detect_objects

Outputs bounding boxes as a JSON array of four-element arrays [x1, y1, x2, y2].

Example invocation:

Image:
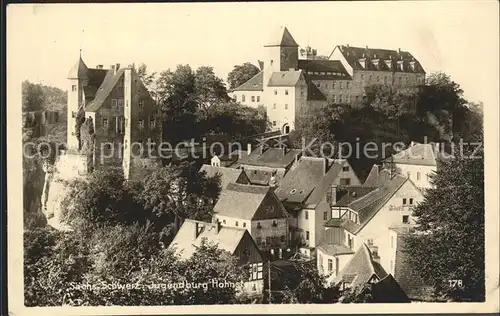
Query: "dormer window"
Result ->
[[257, 222, 262, 229], [398, 61, 404, 71], [358, 58, 366, 68], [272, 220, 278, 227], [385, 59, 392, 69]]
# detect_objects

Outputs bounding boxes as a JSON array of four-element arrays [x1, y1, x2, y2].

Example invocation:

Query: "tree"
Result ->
[[227, 63, 260, 89], [22, 80, 45, 112], [339, 284, 374, 303], [403, 143, 484, 301], [194, 66, 230, 114]]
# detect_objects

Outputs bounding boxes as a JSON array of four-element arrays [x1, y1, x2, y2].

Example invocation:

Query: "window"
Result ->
[[72, 85, 77, 91], [243, 222, 246, 228], [256, 237, 262, 245], [355, 95, 359, 101], [285, 104, 288, 110], [347, 94, 351, 102], [118, 99, 124, 108], [242, 95, 246, 102], [339, 82, 343, 89], [234, 95, 238, 102], [149, 117, 156, 129], [328, 259, 333, 272], [235, 221, 239, 227], [280, 235, 285, 242], [257, 222, 262, 229], [285, 89, 289, 95], [115, 116, 124, 134], [251, 96, 255, 102], [339, 94, 343, 103], [384, 76, 388, 83], [417, 172, 421, 180], [333, 95, 337, 103], [361, 74, 364, 80], [272, 220, 278, 227], [346, 82, 350, 89], [138, 100, 144, 110], [273, 103, 276, 109], [306, 231, 310, 241], [339, 178, 351, 185], [305, 211, 308, 220], [402, 215, 409, 224], [111, 99, 118, 108], [102, 117, 108, 130], [223, 219, 226, 224], [300, 89, 305, 97], [403, 198, 407, 205], [317, 83, 321, 88], [266, 236, 271, 245], [342, 166, 350, 172], [333, 81, 336, 88], [369, 75, 372, 81], [323, 211, 328, 221], [377, 76, 380, 82], [274, 89, 277, 95], [138, 119, 144, 129], [409, 198, 414, 205], [257, 96, 260, 102], [272, 121, 276, 126]]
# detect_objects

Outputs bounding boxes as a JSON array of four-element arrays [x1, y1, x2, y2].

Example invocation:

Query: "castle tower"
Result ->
[[263, 26, 299, 86], [67, 54, 89, 151]]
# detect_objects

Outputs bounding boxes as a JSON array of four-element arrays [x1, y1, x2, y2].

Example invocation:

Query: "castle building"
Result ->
[[66, 56, 161, 180], [230, 26, 426, 134]]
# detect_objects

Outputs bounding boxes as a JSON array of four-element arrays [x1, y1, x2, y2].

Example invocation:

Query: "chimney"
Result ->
[[365, 45, 368, 49], [398, 48, 401, 54], [110, 65, 115, 72], [115, 63, 121, 73], [96, 64, 103, 69], [369, 245, 380, 263], [346, 44, 349, 47]]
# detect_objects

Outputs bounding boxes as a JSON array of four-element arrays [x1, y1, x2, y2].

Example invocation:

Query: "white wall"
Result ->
[[395, 163, 436, 189], [317, 248, 352, 284], [230, 91, 264, 109]]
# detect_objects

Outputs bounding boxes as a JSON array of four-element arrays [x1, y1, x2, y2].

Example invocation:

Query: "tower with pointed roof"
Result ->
[[67, 54, 89, 150], [263, 26, 299, 88]]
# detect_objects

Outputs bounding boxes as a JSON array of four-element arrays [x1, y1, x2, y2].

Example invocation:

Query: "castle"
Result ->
[[66, 55, 161, 180], [229, 26, 426, 134]]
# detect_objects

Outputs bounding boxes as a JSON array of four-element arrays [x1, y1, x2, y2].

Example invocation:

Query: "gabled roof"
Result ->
[[306, 80, 327, 101], [325, 175, 408, 234], [267, 70, 304, 87], [232, 71, 264, 91], [67, 56, 89, 79], [333, 243, 388, 288], [199, 164, 249, 189], [334, 45, 425, 74], [168, 219, 247, 260], [213, 183, 272, 220], [238, 146, 302, 169], [298, 59, 351, 80], [244, 168, 286, 186], [83, 68, 108, 101], [265, 26, 299, 47], [275, 157, 343, 206], [384, 142, 446, 166], [85, 68, 125, 112], [334, 186, 376, 206]]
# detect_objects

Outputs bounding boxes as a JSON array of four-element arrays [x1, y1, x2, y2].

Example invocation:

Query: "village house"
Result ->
[[168, 219, 264, 295], [382, 141, 447, 190], [66, 56, 161, 180], [333, 243, 410, 303], [274, 156, 361, 256], [213, 183, 290, 253], [317, 168, 424, 279], [199, 160, 250, 190], [236, 145, 303, 187], [230, 26, 425, 134]]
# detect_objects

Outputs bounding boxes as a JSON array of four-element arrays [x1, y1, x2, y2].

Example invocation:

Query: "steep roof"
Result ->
[[325, 175, 408, 234], [85, 68, 125, 112], [333, 243, 388, 288], [244, 168, 286, 186], [168, 219, 247, 260], [238, 146, 302, 169], [232, 71, 264, 91], [334, 45, 425, 74], [212, 183, 271, 220], [298, 59, 351, 80], [265, 26, 299, 47], [199, 164, 248, 189], [67, 56, 89, 80], [275, 157, 343, 206], [384, 142, 446, 166], [334, 186, 376, 206], [370, 274, 411, 303], [83, 68, 108, 101], [306, 80, 327, 101], [267, 71, 304, 87]]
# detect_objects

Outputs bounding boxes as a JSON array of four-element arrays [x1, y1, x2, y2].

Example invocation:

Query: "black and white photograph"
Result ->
[[6, 1, 499, 314]]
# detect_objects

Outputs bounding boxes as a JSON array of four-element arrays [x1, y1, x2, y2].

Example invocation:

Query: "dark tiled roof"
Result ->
[[265, 26, 299, 47], [317, 242, 354, 256], [334, 243, 388, 288], [370, 274, 411, 303], [305, 162, 343, 205], [334, 186, 375, 206], [233, 71, 264, 91], [85, 68, 125, 112], [199, 165, 248, 189], [212, 183, 271, 220], [267, 71, 303, 87], [298, 59, 351, 80], [335, 45, 425, 74], [67, 57, 89, 79], [83, 68, 108, 101], [238, 146, 302, 169]]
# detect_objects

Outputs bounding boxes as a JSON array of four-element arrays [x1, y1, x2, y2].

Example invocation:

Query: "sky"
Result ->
[[7, 1, 499, 108]]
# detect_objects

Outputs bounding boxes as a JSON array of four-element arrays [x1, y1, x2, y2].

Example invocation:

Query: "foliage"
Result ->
[[339, 284, 374, 303], [227, 62, 260, 89], [403, 143, 484, 301]]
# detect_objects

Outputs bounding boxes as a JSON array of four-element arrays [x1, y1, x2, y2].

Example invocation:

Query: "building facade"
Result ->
[[230, 26, 426, 134], [66, 57, 161, 179]]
